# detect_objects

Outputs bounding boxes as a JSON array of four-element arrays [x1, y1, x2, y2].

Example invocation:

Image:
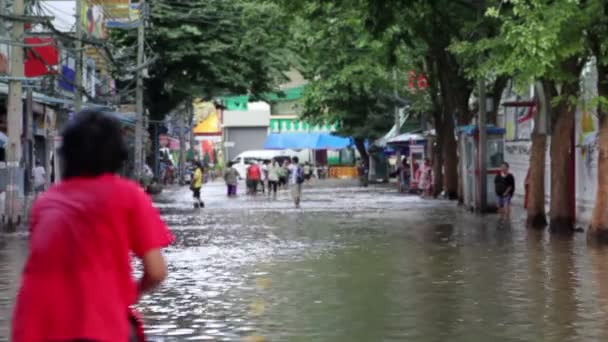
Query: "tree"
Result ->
[[453, 0, 589, 231], [363, 0, 490, 199], [283, 2, 402, 162], [110, 0, 292, 120]]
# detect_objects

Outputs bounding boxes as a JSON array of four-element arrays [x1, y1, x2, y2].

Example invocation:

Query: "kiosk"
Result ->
[[458, 125, 506, 211]]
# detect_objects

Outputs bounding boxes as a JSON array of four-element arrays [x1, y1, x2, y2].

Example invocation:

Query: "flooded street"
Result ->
[[2, 180, 608, 341]]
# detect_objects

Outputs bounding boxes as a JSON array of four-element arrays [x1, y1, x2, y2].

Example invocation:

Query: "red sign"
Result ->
[[25, 37, 59, 77], [407, 70, 428, 92]]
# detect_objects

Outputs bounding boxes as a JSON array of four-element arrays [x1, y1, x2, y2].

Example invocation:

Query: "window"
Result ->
[[487, 140, 504, 168]]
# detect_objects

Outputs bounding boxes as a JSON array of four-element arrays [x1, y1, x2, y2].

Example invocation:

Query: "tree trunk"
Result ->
[[442, 116, 458, 199], [585, 30, 608, 242], [527, 131, 548, 228], [488, 76, 509, 125], [549, 100, 575, 233], [588, 57, 608, 242], [589, 114, 608, 241], [432, 134, 443, 197], [354, 137, 369, 168]]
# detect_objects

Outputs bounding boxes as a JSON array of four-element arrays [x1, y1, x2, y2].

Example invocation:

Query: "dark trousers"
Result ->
[[192, 187, 201, 201], [268, 181, 278, 195], [227, 184, 237, 196]]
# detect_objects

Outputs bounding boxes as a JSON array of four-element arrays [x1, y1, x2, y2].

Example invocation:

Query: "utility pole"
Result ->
[[0, 0, 5, 37], [74, 0, 83, 111], [24, 87, 33, 195], [4, 0, 24, 232], [178, 104, 186, 184], [134, 0, 146, 181], [393, 68, 401, 170], [478, 77, 488, 212]]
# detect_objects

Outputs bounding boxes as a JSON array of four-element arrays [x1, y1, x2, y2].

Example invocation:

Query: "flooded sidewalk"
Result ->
[[2, 180, 608, 341]]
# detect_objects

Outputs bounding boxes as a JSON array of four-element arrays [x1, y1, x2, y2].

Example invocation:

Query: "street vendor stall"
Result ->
[[386, 132, 427, 192]]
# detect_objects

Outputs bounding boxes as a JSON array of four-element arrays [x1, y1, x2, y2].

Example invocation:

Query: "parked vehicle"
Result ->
[[231, 150, 293, 179]]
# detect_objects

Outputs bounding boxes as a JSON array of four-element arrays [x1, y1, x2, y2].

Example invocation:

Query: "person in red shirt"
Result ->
[[12, 110, 174, 342], [246, 161, 262, 195]]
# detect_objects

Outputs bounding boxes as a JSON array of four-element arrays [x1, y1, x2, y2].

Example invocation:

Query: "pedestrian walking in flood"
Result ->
[[495, 162, 515, 222], [224, 162, 239, 197], [304, 162, 313, 182], [418, 158, 433, 197], [32, 160, 47, 194], [261, 160, 270, 194], [246, 161, 262, 195], [288, 156, 305, 208], [268, 159, 281, 199], [191, 161, 205, 208], [11, 110, 173, 342], [279, 160, 289, 189]]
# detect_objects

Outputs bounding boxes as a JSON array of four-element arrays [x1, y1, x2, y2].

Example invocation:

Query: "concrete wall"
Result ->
[[223, 101, 270, 128], [225, 127, 269, 161]]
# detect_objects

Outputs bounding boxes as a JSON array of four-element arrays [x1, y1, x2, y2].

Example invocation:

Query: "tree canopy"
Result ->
[[110, 0, 293, 120]]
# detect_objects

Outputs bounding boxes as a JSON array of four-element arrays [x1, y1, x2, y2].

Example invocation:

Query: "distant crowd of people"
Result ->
[[186, 157, 314, 209], [221, 157, 309, 208]]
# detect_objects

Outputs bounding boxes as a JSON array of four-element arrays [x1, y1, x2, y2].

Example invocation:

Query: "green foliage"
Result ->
[[451, 0, 589, 86], [283, 1, 421, 140], [110, 0, 292, 120]]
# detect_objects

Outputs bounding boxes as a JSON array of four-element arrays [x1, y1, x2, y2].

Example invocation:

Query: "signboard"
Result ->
[[269, 118, 338, 133], [224, 141, 235, 148], [0, 43, 8, 74], [100, 0, 132, 19]]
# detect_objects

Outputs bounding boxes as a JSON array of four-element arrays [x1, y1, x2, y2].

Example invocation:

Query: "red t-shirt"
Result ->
[[12, 174, 173, 342], [247, 165, 261, 180]]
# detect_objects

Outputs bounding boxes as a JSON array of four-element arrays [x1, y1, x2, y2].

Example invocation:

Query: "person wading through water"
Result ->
[[288, 156, 305, 208], [494, 162, 515, 222], [267, 159, 281, 199], [11, 110, 173, 342], [191, 161, 205, 208], [224, 161, 239, 197]]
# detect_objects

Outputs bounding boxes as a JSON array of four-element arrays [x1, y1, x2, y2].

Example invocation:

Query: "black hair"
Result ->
[[227, 161, 233, 167], [292, 156, 299, 163], [503, 162, 510, 168], [60, 110, 128, 179]]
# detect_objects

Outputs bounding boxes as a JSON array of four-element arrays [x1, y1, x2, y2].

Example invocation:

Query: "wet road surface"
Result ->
[[2, 180, 608, 341]]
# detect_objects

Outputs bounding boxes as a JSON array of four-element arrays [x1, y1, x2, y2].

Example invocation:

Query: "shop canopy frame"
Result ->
[[264, 133, 352, 150]]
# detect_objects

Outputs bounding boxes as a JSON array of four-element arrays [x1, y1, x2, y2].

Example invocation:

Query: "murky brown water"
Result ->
[[2, 180, 608, 341]]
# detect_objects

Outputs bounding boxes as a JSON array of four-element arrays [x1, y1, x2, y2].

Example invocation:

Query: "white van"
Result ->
[[231, 150, 293, 179]]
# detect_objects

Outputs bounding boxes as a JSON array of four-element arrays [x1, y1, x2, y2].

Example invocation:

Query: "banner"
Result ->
[[82, 1, 108, 39]]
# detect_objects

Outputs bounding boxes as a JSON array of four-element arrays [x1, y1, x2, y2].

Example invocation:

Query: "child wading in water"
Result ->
[[191, 161, 205, 208], [494, 162, 515, 222]]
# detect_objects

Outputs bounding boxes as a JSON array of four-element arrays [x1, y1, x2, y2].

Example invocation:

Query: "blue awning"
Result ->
[[264, 133, 352, 150], [458, 125, 506, 135]]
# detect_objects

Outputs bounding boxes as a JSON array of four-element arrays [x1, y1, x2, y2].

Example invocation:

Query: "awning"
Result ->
[[264, 133, 351, 150], [458, 125, 506, 135], [387, 132, 427, 145]]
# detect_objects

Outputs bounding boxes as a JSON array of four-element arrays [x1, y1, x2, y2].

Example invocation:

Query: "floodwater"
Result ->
[[2, 180, 608, 341]]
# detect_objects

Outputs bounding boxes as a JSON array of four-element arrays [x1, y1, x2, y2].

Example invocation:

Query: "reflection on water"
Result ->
[[1, 181, 608, 341]]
